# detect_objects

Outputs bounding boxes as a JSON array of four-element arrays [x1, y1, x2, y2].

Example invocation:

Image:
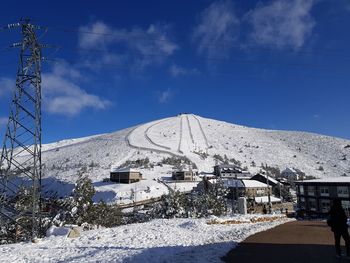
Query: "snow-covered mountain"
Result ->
[[38, 114, 350, 202]]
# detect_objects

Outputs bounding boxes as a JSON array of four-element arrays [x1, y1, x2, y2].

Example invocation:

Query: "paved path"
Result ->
[[222, 220, 349, 263]]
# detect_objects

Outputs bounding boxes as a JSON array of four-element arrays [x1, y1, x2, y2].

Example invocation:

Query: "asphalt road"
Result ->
[[221, 220, 350, 263]]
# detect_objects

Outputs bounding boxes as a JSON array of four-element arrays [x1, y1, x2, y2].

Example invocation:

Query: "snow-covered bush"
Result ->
[[118, 158, 150, 169], [155, 190, 188, 219], [213, 154, 224, 163], [161, 156, 192, 166], [88, 201, 122, 227]]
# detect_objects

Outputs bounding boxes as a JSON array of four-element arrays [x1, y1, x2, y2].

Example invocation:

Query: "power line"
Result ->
[[44, 56, 350, 72], [2, 20, 349, 57], [45, 44, 350, 61], [44, 24, 350, 57]]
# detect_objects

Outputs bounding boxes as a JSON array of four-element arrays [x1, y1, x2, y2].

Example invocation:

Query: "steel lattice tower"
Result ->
[[0, 19, 43, 241]]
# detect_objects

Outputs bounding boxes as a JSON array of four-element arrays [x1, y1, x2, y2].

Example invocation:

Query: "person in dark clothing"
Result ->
[[328, 199, 350, 257]]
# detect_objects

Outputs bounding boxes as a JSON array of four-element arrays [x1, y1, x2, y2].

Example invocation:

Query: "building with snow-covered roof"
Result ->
[[250, 173, 279, 188], [296, 177, 350, 215], [213, 164, 251, 179], [242, 180, 272, 198], [281, 167, 301, 181], [221, 178, 272, 199], [110, 167, 142, 184], [196, 177, 274, 202]]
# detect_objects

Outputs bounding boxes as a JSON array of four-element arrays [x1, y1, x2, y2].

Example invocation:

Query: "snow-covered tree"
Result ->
[[51, 172, 95, 226], [70, 172, 95, 225], [193, 179, 228, 217], [157, 190, 188, 218]]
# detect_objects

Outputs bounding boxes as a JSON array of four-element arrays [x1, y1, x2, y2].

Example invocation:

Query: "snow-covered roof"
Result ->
[[254, 196, 281, 203], [110, 167, 140, 173], [254, 173, 278, 185], [299, 177, 350, 184], [242, 180, 270, 188], [198, 173, 216, 178]]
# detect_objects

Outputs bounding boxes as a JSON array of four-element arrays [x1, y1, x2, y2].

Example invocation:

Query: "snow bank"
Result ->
[[0, 215, 292, 263], [46, 226, 70, 237]]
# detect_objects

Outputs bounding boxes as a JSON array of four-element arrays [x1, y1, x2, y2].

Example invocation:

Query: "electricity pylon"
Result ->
[[0, 19, 44, 242]]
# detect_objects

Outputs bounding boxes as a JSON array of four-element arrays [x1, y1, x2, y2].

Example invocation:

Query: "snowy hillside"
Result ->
[[34, 114, 350, 202]]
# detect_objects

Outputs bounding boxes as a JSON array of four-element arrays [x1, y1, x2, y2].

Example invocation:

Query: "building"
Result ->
[[213, 164, 250, 179], [223, 178, 245, 198], [250, 173, 279, 188], [281, 168, 301, 181], [296, 177, 350, 215], [223, 178, 272, 200], [110, 167, 142, 184], [242, 180, 272, 198], [172, 170, 194, 181], [196, 177, 276, 203]]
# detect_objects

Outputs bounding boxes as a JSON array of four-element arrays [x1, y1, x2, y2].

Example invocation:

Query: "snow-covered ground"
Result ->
[[13, 113, 350, 203], [0, 215, 292, 263]]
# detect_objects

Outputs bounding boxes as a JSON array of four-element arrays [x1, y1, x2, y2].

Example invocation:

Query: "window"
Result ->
[[299, 197, 306, 209], [337, 186, 349, 197], [320, 199, 330, 213], [320, 186, 329, 196], [308, 198, 317, 211], [256, 189, 265, 196], [299, 185, 304, 195], [342, 200, 350, 216], [308, 186, 315, 196]]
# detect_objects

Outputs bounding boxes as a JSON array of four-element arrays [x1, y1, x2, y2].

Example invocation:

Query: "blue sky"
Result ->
[[0, 0, 349, 143]]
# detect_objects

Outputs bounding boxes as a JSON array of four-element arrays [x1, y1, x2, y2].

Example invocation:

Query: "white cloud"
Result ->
[[0, 77, 14, 97], [246, 0, 315, 49], [0, 62, 110, 117], [79, 21, 114, 50], [42, 62, 111, 116], [78, 21, 178, 69], [158, 88, 173, 104], [169, 64, 200, 77], [193, 0, 239, 58]]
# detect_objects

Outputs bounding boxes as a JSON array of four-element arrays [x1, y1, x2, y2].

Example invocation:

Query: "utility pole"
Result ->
[[232, 173, 238, 214], [266, 172, 271, 213], [0, 19, 45, 242]]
